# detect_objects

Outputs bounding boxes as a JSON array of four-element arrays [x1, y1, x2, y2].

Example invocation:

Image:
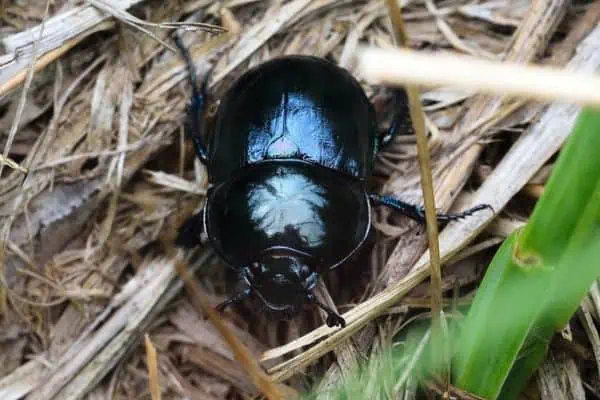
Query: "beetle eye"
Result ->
[[300, 265, 311, 278]]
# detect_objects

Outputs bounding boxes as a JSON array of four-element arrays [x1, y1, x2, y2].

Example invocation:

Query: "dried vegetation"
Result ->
[[0, 0, 599, 399]]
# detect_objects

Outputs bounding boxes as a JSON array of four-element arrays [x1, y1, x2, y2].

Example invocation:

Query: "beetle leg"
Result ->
[[306, 293, 346, 328], [175, 210, 205, 248], [216, 287, 252, 312], [369, 193, 494, 225], [378, 88, 413, 150], [174, 34, 212, 165]]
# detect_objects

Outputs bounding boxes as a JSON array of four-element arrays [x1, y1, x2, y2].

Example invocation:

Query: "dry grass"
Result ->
[[0, 0, 599, 399]]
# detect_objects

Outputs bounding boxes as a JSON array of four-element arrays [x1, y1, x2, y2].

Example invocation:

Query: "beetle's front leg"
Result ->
[[216, 286, 252, 312], [369, 193, 494, 225], [174, 34, 213, 165], [306, 292, 346, 328], [175, 210, 206, 248]]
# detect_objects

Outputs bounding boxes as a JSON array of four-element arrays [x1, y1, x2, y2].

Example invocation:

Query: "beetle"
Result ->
[[173, 36, 492, 328]]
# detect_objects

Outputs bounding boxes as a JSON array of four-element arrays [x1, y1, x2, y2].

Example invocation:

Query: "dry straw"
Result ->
[[385, 0, 448, 382], [355, 46, 600, 108], [144, 334, 162, 400], [2, 0, 600, 398]]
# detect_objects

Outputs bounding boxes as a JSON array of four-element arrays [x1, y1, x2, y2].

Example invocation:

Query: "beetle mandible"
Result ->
[[173, 36, 492, 328]]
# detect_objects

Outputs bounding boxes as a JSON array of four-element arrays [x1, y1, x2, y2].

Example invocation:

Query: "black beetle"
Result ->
[[173, 36, 492, 328]]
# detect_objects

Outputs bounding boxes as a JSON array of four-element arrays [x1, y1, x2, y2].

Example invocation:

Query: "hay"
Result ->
[[0, 0, 598, 399]]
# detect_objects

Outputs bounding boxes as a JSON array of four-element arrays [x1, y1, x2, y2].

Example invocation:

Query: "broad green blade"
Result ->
[[453, 107, 600, 399]]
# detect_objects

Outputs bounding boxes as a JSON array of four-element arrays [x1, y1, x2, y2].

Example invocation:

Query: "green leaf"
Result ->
[[453, 107, 600, 399]]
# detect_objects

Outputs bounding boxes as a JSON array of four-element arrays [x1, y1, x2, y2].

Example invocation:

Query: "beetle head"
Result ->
[[215, 250, 346, 328], [244, 251, 318, 320]]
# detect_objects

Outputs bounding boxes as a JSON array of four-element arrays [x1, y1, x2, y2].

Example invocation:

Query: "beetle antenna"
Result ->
[[307, 293, 346, 328]]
